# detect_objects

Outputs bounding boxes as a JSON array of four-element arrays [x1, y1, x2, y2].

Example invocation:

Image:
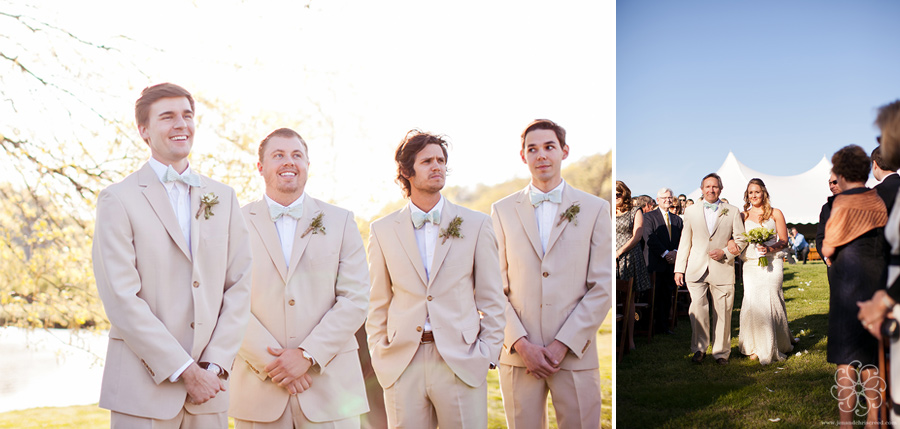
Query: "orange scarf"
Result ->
[[823, 189, 887, 248]]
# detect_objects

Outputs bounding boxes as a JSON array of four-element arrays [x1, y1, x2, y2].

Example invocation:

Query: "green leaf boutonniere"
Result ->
[[439, 216, 464, 244], [195, 192, 219, 220], [719, 207, 729, 218], [557, 202, 581, 226], [301, 212, 326, 238]]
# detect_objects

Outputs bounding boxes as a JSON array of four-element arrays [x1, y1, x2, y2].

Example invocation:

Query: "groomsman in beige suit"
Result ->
[[366, 130, 506, 428], [490, 119, 612, 429], [92, 83, 253, 428], [674, 173, 747, 365], [229, 128, 370, 428]]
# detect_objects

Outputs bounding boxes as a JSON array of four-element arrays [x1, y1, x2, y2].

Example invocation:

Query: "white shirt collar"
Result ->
[[528, 179, 566, 196], [409, 195, 445, 217], [264, 193, 305, 209], [147, 157, 193, 184]]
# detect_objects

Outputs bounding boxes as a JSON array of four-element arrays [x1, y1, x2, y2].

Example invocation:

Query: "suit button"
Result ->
[[193, 281, 199, 288], [542, 272, 549, 278], [427, 295, 433, 301], [416, 326, 423, 332], [289, 299, 296, 306], [190, 322, 194, 329], [709, 238, 713, 241]]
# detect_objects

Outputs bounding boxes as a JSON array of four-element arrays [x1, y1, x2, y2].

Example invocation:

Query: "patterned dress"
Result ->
[[616, 207, 651, 292]]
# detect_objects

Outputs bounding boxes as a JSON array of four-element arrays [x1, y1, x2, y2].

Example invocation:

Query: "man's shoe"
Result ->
[[716, 358, 729, 365], [691, 351, 705, 364]]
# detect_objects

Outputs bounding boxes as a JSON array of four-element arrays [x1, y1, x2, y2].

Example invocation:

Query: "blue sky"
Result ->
[[617, 0, 900, 199]]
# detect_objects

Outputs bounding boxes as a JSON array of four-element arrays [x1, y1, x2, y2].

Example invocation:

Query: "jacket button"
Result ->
[[289, 299, 296, 306], [542, 272, 549, 278], [416, 326, 423, 332], [193, 281, 199, 288], [427, 295, 433, 301], [190, 322, 194, 329]]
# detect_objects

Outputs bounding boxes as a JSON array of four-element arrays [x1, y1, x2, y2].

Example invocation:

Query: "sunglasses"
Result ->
[[829, 180, 838, 186], [615, 192, 622, 198], [877, 135, 882, 144]]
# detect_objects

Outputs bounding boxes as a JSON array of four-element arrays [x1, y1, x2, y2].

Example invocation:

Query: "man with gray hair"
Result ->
[[644, 188, 683, 334]]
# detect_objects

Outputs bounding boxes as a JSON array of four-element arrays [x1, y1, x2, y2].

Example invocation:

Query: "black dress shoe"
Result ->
[[716, 358, 729, 365], [691, 351, 705, 364]]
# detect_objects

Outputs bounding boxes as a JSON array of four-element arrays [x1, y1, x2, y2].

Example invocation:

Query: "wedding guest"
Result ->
[[872, 146, 900, 212], [491, 118, 611, 429], [685, 198, 695, 209], [821, 144, 887, 426], [816, 171, 841, 267], [366, 130, 505, 428], [677, 194, 688, 215], [789, 228, 809, 264], [616, 181, 651, 351], [644, 188, 682, 334], [92, 83, 253, 428]]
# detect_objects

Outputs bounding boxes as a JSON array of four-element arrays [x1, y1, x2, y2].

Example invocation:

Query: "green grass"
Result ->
[[1, 315, 613, 429], [617, 262, 838, 428]]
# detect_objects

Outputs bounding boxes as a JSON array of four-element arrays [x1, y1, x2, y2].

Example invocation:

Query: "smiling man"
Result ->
[[366, 130, 505, 428], [92, 83, 252, 428], [230, 128, 370, 428], [489, 119, 611, 429]]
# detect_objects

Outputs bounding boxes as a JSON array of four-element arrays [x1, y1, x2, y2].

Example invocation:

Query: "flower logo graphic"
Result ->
[[830, 360, 886, 416]]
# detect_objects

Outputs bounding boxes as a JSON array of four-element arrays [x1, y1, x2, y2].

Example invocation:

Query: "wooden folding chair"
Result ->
[[616, 281, 634, 362]]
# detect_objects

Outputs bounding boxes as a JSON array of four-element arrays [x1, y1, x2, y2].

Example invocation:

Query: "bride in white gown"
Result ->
[[737, 178, 794, 365]]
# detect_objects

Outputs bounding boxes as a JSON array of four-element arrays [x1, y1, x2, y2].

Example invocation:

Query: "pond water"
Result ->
[[0, 327, 107, 413]]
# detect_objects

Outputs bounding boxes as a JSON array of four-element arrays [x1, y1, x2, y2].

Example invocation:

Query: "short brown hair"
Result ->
[[871, 146, 897, 172], [701, 172, 723, 189], [395, 130, 449, 198], [258, 128, 308, 162], [876, 100, 900, 165], [521, 119, 567, 150], [135, 83, 194, 127], [831, 144, 870, 184]]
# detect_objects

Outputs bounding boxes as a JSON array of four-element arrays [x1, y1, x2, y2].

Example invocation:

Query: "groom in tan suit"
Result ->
[[229, 128, 370, 428], [366, 130, 506, 428], [675, 173, 746, 365], [92, 83, 253, 428], [490, 119, 611, 429]]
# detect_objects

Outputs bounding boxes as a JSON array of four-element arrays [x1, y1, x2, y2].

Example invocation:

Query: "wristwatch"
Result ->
[[200, 362, 224, 377]]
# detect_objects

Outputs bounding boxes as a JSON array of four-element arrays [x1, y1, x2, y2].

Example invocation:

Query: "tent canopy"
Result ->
[[686, 152, 833, 224]]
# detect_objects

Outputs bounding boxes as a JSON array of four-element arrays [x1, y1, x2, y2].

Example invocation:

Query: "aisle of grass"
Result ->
[[1, 316, 613, 429], [617, 262, 836, 428]]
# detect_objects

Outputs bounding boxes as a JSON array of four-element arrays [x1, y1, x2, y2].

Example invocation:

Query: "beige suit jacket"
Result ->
[[92, 162, 252, 419], [490, 185, 612, 369], [366, 199, 506, 389], [229, 197, 370, 423], [674, 202, 747, 284]]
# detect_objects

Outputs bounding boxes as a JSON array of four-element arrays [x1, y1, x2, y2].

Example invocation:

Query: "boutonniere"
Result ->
[[557, 202, 581, 226], [195, 192, 219, 220], [301, 212, 326, 238], [439, 216, 464, 244], [718, 207, 729, 218]]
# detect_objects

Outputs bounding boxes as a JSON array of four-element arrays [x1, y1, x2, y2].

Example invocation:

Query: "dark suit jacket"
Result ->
[[876, 173, 900, 214], [644, 208, 683, 273]]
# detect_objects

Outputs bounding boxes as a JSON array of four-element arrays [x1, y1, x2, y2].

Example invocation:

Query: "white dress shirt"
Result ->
[[265, 193, 305, 269], [703, 200, 720, 236], [410, 196, 444, 332], [532, 181, 565, 256], [660, 207, 674, 258]]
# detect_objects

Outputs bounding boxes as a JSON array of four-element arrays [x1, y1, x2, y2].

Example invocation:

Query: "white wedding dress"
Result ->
[[738, 218, 793, 365]]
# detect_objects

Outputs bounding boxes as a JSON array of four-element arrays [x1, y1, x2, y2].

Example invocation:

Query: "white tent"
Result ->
[[686, 152, 833, 224]]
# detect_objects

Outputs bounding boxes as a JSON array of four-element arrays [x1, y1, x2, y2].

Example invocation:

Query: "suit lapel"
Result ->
[[394, 205, 428, 286], [188, 179, 205, 261], [286, 196, 319, 281], [428, 200, 456, 286], [693, 206, 710, 240], [139, 164, 191, 261], [710, 204, 727, 237], [545, 185, 574, 255], [514, 189, 544, 259], [248, 199, 288, 283]]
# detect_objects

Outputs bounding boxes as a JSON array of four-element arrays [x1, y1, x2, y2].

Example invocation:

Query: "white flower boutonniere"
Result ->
[[718, 207, 729, 218], [301, 212, 326, 238], [196, 193, 219, 220], [558, 202, 581, 226], [439, 216, 464, 244]]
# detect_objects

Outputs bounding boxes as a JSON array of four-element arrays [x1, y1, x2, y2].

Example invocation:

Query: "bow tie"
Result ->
[[412, 209, 441, 229], [530, 188, 562, 207], [269, 203, 303, 222], [703, 201, 718, 210], [163, 165, 201, 187]]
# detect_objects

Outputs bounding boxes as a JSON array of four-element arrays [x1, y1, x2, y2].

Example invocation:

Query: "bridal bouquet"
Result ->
[[742, 226, 776, 267]]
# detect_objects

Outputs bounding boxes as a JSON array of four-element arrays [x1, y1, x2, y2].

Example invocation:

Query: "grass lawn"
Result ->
[[617, 261, 845, 428], [1, 314, 613, 429]]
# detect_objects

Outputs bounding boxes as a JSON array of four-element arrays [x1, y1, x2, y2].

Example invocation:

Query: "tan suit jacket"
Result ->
[[490, 185, 612, 369], [366, 199, 506, 389], [229, 197, 370, 423], [674, 202, 747, 284], [92, 162, 252, 419]]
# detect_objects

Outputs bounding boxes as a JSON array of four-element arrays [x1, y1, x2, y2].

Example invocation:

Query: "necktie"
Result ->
[[703, 201, 718, 210], [163, 165, 201, 187], [665, 211, 671, 240], [269, 203, 303, 222], [412, 209, 441, 229], [530, 188, 562, 207]]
